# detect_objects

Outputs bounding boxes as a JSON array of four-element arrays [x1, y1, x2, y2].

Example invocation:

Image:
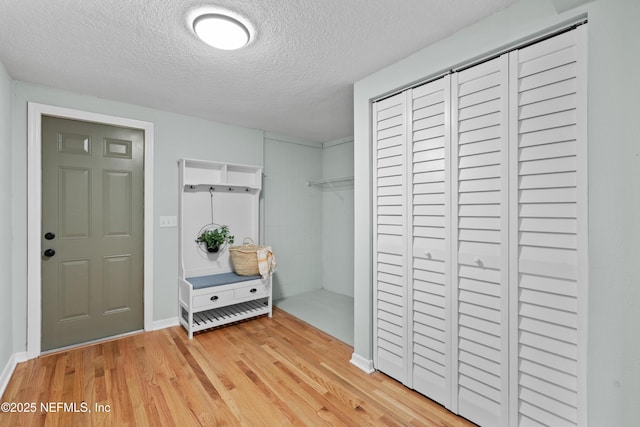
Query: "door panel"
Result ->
[[59, 167, 91, 238], [451, 55, 510, 426], [409, 76, 451, 407], [104, 170, 132, 236], [41, 116, 144, 351], [103, 255, 133, 314], [373, 92, 408, 383], [58, 259, 91, 321], [509, 26, 587, 427]]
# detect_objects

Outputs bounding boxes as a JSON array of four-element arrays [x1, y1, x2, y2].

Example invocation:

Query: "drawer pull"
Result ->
[[210, 295, 219, 301], [250, 288, 257, 293]]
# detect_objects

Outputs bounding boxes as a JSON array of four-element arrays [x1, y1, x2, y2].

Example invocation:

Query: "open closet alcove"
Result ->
[[264, 136, 355, 346]]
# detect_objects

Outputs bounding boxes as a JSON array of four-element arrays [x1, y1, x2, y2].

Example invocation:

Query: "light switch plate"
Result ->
[[159, 216, 177, 228]]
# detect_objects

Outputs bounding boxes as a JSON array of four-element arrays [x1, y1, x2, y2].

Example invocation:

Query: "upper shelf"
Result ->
[[180, 158, 262, 191]]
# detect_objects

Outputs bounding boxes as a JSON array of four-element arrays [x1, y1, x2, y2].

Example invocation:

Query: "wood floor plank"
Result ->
[[1, 308, 474, 426]]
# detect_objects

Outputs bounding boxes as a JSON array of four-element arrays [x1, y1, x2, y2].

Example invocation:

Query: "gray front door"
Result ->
[[41, 116, 144, 351]]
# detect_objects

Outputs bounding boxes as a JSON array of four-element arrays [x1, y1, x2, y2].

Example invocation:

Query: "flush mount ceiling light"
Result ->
[[192, 12, 251, 50]]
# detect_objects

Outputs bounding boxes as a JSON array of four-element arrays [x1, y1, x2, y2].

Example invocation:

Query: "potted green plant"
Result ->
[[196, 225, 234, 253]]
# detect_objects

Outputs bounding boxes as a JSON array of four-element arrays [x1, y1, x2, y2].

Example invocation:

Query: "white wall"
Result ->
[[10, 81, 266, 347], [353, 0, 640, 425], [8, 81, 348, 356], [586, 0, 640, 422], [322, 138, 354, 297], [264, 135, 323, 299], [0, 62, 13, 380]]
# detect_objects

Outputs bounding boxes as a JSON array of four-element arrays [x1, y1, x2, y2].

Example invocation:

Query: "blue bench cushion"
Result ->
[[186, 272, 261, 290]]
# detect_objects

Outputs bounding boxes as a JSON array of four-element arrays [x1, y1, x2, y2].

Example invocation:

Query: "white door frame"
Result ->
[[27, 102, 154, 359]]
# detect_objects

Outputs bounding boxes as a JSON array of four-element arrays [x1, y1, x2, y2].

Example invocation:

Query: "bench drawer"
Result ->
[[234, 283, 268, 300], [193, 289, 233, 308]]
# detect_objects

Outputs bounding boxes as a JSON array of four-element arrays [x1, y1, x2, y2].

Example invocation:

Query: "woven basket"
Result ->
[[229, 238, 263, 276]]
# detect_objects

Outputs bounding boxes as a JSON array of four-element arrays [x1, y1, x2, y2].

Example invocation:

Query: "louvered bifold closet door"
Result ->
[[409, 76, 451, 407], [451, 55, 510, 427], [509, 26, 587, 427], [373, 92, 409, 383]]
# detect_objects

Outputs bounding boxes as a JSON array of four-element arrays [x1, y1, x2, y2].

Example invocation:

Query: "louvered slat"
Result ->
[[452, 55, 510, 426], [509, 26, 587, 427], [373, 92, 408, 383]]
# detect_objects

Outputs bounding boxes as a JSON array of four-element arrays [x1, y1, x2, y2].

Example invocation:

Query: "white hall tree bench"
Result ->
[[178, 158, 272, 339], [178, 272, 271, 339]]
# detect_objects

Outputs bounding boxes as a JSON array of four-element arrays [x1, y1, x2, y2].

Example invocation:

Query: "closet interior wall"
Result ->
[[264, 137, 323, 300], [321, 139, 354, 297], [373, 25, 587, 427]]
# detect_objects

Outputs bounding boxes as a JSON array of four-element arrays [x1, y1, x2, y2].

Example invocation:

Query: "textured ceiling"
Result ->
[[0, 0, 516, 143]]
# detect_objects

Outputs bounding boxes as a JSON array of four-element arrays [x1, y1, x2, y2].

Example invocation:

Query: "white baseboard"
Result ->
[[350, 352, 375, 374], [0, 351, 28, 398], [152, 317, 179, 331]]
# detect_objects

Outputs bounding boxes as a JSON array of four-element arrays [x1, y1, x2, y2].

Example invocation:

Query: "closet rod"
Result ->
[[306, 175, 354, 186]]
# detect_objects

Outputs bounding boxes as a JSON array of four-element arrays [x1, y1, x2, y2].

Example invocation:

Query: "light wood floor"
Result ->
[[1, 308, 473, 426]]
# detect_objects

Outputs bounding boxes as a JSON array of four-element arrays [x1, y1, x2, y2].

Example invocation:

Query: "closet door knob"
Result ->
[[44, 232, 56, 240], [210, 295, 219, 301], [43, 249, 56, 257]]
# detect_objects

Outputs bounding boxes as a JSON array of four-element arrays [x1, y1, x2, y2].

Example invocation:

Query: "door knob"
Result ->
[[44, 232, 56, 240], [43, 249, 56, 257]]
